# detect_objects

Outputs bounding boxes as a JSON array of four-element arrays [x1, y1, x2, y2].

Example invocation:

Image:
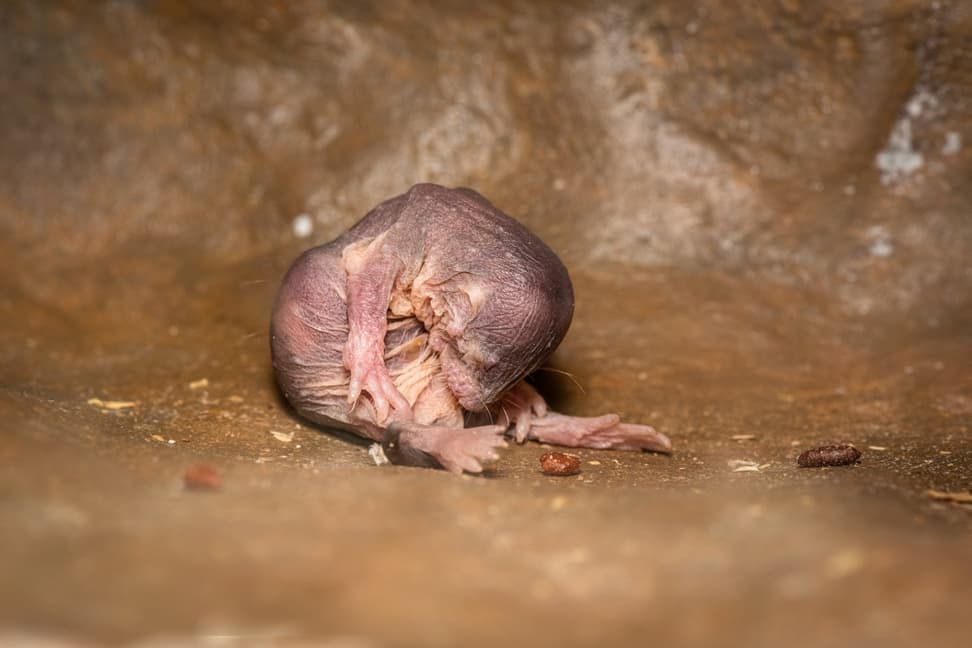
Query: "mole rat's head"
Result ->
[[439, 250, 575, 411]]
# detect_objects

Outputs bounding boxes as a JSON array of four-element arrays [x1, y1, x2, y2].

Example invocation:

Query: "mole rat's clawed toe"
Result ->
[[383, 422, 509, 474], [345, 348, 412, 424], [610, 422, 672, 453]]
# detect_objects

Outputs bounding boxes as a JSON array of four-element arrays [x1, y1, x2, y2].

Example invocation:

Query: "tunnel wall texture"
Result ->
[[1, 0, 970, 323]]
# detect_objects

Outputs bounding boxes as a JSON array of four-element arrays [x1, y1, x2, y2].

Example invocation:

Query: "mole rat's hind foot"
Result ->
[[495, 381, 672, 453], [526, 412, 672, 453], [382, 422, 509, 474]]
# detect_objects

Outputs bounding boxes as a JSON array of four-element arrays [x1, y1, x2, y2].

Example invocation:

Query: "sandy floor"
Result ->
[[2, 253, 970, 647]]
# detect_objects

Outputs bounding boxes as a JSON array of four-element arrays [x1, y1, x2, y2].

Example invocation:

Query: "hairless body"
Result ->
[[271, 183, 672, 473]]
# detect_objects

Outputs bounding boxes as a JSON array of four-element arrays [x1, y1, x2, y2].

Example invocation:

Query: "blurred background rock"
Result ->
[[2, 0, 969, 319]]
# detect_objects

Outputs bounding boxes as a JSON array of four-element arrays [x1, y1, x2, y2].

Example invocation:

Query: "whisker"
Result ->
[[479, 394, 493, 425], [536, 366, 586, 394]]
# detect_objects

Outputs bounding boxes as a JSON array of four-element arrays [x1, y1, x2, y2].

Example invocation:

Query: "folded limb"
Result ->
[[342, 234, 413, 424]]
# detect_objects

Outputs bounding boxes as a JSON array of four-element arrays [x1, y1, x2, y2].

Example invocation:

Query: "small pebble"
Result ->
[[926, 489, 972, 504], [183, 464, 221, 491], [292, 213, 314, 238], [368, 443, 390, 466], [270, 430, 295, 443], [797, 444, 861, 468], [540, 452, 581, 476]]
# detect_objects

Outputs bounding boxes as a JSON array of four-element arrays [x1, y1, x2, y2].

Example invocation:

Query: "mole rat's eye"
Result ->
[[459, 340, 494, 370]]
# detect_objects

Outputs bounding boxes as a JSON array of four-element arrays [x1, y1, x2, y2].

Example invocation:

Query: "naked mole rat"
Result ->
[[271, 183, 672, 473]]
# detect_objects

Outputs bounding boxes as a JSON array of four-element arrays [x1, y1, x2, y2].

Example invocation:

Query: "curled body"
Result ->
[[271, 183, 671, 473]]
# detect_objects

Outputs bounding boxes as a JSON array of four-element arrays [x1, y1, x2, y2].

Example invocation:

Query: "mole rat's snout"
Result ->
[[448, 267, 575, 410]]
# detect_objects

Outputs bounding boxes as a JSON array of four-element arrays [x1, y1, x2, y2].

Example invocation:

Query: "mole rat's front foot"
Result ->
[[498, 381, 672, 454], [344, 341, 412, 424], [382, 422, 509, 474]]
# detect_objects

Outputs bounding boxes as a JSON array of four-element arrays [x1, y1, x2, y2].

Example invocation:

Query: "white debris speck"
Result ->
[[869, 239, 893, 257], [875, 87, 941, 185], [292, 213, 314, 238], [906, 88, 938, 118], [167, 439, 176, 445], [843, 184, 856, 196], [87, 398, 137, 410], [728, 459, 764, 473], [368, 443, 390, 466], [270, 430, 295, 443], [188, 378, 209, 390], [875, 118, 923, 185], [942, 131, 962, 156], [552, 177, 566, 191], [867, 225, 893, 258]]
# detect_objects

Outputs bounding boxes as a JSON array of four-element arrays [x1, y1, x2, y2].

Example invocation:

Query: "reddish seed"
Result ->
[[540, 452, 581, 476], [183, 464, 221, 490], [797, 444, 861, 468]]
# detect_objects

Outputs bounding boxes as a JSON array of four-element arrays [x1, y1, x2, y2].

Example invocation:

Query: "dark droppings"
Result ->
[[183, 464, 222, 491], [797, 444, 862, 468], [540, 452, 582, 476]]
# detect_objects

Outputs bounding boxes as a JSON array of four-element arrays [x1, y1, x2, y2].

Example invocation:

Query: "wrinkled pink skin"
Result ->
[[271, 184, 671, 474]]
